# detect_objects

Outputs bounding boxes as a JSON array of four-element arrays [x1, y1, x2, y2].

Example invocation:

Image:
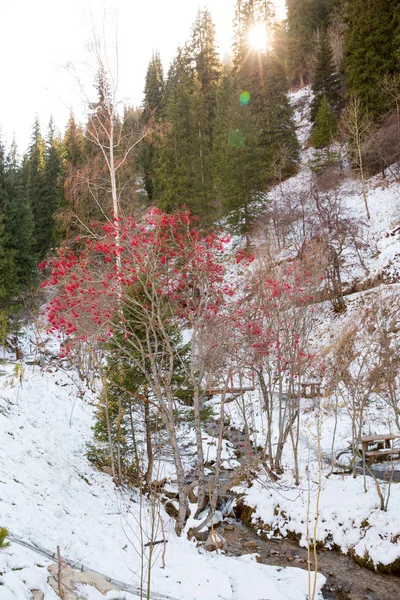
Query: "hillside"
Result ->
[[1, 87, 400, 600]]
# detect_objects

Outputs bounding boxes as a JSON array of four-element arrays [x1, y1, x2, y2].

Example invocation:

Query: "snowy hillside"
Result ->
[[2, 87, 400, 600], [0, 351, 324, 599]]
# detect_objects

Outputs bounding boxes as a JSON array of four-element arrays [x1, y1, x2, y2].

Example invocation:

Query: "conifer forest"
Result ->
[[2, 2, 400, 599]]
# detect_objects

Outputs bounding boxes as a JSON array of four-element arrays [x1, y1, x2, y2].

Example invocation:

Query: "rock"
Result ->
[[163, 483, 179, 499], [188, 527, 209, 542], [48, 563, 121, 599], [205, 532, 226, 552], [287, 556, 294, 562], [150, 478, 167, 492], [224, 524, 235, 532], [243, 540, 258, 550], [197, 509, 223, 529], [31, 591, 44, 600], [165, 500, 179, 518], [187, 481, 199, 504]]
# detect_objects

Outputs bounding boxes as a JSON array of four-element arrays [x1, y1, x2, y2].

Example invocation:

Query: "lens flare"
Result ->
[[240, 91, 251, 106]]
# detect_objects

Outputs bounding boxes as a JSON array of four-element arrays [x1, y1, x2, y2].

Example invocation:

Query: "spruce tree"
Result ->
[[42, 118, 62, 252], [56, 114, 86, 242], [4, 140, 36, 288], [140, 52, 165, 201], [344, 0, 397, 116], [213, 74, 265, 236], [155, 49, 215, 223], [191, 9, 221, 97], [311, 95, 338, 149], [23, 117, 46, 257], [310, 32, 341, 124], [190, 8, 221, 152], [287, 0, 344, 86], [259, 55, 300, 180]]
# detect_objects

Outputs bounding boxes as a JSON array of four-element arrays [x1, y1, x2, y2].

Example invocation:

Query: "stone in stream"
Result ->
[[224, 524, 235, 531], [205, 532, 226, 552], [31, 592, 44, 600], [243, 540, 258, 550]]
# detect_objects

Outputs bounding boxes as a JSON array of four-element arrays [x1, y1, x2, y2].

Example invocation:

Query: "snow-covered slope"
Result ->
[[0, 357, 324, 599]]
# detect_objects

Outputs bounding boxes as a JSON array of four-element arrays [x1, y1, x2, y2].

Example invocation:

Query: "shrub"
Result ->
[[0, 527, 10, 549]]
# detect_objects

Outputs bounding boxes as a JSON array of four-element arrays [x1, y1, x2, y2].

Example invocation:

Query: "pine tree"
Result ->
[[56, 114, 86, 242], [311, 95, 338, 149], [287, 0, 344, 86], [191, 9, 221, 96], [213, 74, 265, 236], [155, 49, 215, 223], [310, 32, 341, 124], [258, 55, 300, 180], [232, 0, 274, 74], [41, 118, 62, 252], [140, 52, 165, 200], [23, 117, 46, 257], [190, 8, 221, 151], [4, 140, 36, 288], [344, 0, 397, 116]]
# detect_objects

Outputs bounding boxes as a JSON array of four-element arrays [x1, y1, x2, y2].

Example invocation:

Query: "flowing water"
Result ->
[[202, 421, 400, 600]]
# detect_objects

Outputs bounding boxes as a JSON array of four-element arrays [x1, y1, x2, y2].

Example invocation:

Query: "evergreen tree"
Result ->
[[0, 213, 18, 302], [56, 114, 86, 242], [344, 0, 398, 116], [311, 95, 338, 149], [41, 118, 62, 251], [213, 74, 265, 236], [190, 8, 222, 152], [258, 55, 300, 180], [23, 117, 46, 257], [287, 0, 344, 86], [140, 52, 165, 200], [155, 50, 215, 223], [232, 0, 274, 74], [4, 140, 35, 288], [310, 32, 341, 124], [190, 9, 221, 96]]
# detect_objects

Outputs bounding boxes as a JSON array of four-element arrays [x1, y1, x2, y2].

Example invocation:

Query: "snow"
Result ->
[[0, 359, 324, 599], [3, 84, 400, 598]]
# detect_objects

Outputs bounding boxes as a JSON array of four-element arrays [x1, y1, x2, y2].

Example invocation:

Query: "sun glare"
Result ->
[[248, 23, 268, 52]]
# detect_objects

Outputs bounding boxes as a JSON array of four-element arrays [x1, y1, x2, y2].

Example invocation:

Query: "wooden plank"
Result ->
[[365, 449, 400, 456], [361, 434, 399, 442]]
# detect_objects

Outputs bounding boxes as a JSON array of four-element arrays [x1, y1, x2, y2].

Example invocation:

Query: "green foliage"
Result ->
[[23, 117, 46, 257], [311, 95, 338, 149], [212, 74, 266, 234], [4, 141, 36, 288], [0, 527, 10, 549], [90, 284, 193, 480], [140, 52, 165, 201], [155, 51, 215, 223], [287, 0, 344, 85], [344, 0, 398, 117], [310, 32, 341, 124]]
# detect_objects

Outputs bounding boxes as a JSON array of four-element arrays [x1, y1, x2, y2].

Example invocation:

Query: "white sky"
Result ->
[[0, 0, 286, 153]]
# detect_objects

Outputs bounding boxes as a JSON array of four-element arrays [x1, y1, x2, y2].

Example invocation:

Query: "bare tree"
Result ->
[[342, 96, 372, 220]]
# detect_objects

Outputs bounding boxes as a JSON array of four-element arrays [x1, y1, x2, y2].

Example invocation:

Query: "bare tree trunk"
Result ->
[[144, 398, 154, 485]]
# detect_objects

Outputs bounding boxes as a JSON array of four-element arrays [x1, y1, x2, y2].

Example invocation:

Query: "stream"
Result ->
[[201, 420, 400, 600]]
